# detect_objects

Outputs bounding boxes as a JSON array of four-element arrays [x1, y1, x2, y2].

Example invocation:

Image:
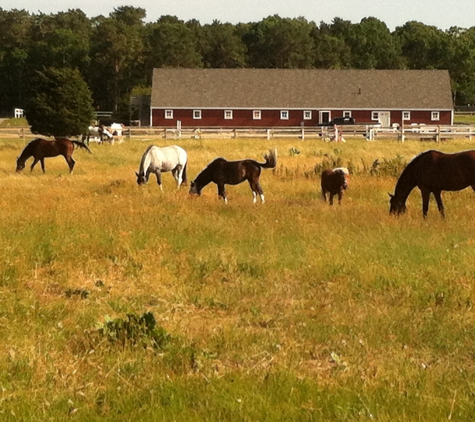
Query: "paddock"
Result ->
[[2, 136, 475, 420]]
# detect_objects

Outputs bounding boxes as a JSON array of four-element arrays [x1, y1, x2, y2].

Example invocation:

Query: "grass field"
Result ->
[[1, 135, 475, 421]]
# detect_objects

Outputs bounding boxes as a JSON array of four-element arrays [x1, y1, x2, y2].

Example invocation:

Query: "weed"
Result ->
[[96, 312, 171, 350]]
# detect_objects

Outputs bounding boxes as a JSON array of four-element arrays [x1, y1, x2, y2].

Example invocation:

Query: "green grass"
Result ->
[[0, 117, 28, 127], [1, 136, 475, 420]]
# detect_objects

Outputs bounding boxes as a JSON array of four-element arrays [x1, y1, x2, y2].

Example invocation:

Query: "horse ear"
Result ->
[[135, 172, 139, 177], [388, 193, 394, 198]]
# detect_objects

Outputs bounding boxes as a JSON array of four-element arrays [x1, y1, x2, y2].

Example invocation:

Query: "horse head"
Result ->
[[189, 181, 201, 196], [135, 171, 147, 185], [334, 168, 349, 190], [389, 193, 406, 215], [16, 157, 25, 172]]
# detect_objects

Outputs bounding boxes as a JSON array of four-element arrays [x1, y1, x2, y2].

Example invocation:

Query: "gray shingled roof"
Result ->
[[151, 68, 453, 110]]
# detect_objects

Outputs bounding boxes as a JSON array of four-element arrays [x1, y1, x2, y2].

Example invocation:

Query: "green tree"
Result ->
[[447, 26, 475, 105], [0, 8, 32, 112], [143, 16, 202, 72], [244, 15, 316, 68], [348, 17, 403, 69], [28, 28, 90, 72], [26, 67, 94, 137], [201, 20, 246, 68], [312, 20, 352, 68], [394, 21, 449, 69], [88, 7, 146, 112]]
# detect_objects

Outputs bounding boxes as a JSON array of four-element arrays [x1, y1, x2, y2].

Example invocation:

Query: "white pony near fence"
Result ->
[[110, 123, 126, 142], [82, 125, 114, 144], [135, 145, 188, 191]]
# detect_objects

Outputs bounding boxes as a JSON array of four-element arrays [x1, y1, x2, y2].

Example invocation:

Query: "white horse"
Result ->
[[82, 125, 114, 144], [135, 145, 188, 191], [110, 123, 125, 142]]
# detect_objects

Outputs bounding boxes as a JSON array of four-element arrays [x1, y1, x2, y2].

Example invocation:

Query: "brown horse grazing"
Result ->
[[189, 148, 277, 204], [321, 167, 349, 205], [389, 150, 475, 218], [16, 137, 92, 174]]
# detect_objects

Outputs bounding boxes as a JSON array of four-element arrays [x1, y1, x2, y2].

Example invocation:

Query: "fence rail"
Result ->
[[2, 124, 475, 142]]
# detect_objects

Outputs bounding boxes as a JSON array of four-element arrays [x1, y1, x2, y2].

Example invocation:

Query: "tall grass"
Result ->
[[1, 136, 475, 420]]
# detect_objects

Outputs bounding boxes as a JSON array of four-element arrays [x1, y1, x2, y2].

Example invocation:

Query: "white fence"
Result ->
[[2, 124, 475, 142]]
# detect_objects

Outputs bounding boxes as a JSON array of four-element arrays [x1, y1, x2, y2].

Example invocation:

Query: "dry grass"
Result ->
[[1, 136, 475, 420]]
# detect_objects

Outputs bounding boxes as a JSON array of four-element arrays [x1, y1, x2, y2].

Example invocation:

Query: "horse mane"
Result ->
[[398, 151, 432, 180], [18, 138, 41, 160], [139, 145, 156, 174], [393, 150, 434, 200], [207, 157, 226, 167], [333, 167, 349, 175]]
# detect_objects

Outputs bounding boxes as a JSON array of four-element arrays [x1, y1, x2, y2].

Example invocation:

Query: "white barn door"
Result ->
[[378, 111, 391, 127]]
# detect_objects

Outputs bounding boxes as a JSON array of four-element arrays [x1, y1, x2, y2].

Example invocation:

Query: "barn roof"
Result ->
[[151, 68, 453, 110]]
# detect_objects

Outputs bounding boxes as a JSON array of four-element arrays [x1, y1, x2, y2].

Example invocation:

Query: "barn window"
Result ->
[[371, 111, 379, 121], [303, 111, 312, 120], [431, 111, 440, 121], [253, 110, 261, 120], [280, 110, 289, 120], [402, 111, 410, 121], [165, 110, 173, 119], [224, 110, 233, 120], [193, 110, 202, 119], [343, 111, 352, 118]]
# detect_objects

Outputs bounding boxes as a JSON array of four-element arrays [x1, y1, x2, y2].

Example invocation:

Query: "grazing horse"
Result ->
[[389, 150, 475, 218], [189, 148, 277, 204], [16, 137, 92, 174], [321, 167, 349, 205], [82, 125, 114, 144], [135, 145, 188, 191]]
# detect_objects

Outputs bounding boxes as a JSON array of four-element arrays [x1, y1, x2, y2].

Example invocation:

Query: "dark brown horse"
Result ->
[[389, 150, 475, 218], [321, 167, 349, 205], [189, 149, 277, 203], [16, 137, 92, 174]]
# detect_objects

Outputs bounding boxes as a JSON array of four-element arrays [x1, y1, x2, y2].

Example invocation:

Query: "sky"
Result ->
[[1, 0, 474, 31]]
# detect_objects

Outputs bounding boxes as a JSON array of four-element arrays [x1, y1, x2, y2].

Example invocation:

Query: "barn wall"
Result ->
[[152, 109, 320, 127], [151, 109, 452, 127]]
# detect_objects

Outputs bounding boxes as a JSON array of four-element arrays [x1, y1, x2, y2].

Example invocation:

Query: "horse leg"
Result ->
[[329, 193, 334, 205], [40, 158, 46, 173], [433, 190, 445, 217], [155, 171, 163, 192], [249, 180, 264, 204], [63, 153, 75, 173], [338, 191, 343, 205], [173, 166, 183, 188], [217, 184, 227, 204], [69, 157, 76, 173], [322, 188, 327, 202], [420, 187, 431, 218], [30, 158, 40, 172]]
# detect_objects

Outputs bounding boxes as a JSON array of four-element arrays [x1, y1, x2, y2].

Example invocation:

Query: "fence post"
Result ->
[[267, 129, 271, 140]]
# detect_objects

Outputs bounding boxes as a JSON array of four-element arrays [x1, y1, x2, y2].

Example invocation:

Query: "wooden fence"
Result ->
[[2, 124, 475, 142]]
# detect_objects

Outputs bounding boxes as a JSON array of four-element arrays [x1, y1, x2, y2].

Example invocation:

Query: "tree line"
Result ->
[[2, 6, 475, 124]]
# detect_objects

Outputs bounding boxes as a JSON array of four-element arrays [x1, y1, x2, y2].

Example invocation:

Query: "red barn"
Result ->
[[150, 68, 453, 128]]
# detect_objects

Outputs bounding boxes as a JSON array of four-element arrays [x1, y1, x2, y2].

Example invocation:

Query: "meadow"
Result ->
[[1, 134, 475, 421]]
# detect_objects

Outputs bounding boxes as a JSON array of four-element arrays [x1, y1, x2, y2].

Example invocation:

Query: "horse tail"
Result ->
[[182, 162, 188, 185], [260, 148, 277, 169], [71, 140, 93, 154]]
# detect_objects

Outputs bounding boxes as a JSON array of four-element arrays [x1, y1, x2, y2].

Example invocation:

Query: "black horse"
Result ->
[[189, 149, 277, 203], [389, 149, 475, 218], [321, 167, 349, 205], [16, 138, 92, 174]]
